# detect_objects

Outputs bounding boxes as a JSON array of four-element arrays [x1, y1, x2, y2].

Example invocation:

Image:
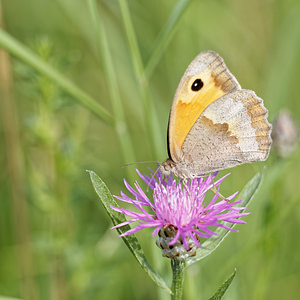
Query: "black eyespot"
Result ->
[[191, 79, 204, 91]]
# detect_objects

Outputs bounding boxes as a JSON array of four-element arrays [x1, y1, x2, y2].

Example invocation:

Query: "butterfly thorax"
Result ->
[[160, 158, 197, 179]]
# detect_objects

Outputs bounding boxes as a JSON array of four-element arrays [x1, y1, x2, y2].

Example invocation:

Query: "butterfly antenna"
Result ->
[[121, 161, 157, 168]]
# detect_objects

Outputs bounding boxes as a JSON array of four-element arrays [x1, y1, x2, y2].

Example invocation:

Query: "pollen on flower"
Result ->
[[111, 169, 249, 260]]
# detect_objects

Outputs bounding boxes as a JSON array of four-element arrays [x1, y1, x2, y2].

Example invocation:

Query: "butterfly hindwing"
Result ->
[[180, 90, 272, 175]]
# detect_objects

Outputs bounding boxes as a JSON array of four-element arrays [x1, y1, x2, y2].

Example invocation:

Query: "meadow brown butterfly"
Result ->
[[160, 50, 272, 178]]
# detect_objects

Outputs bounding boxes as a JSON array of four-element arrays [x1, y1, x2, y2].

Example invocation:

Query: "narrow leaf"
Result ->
[[88, 170, 171, 294], [87, 0, 136, 180], [0, 28, 113, 125], [187, 171, 263, 266], [118, 0, 164, 158], [145, 0, 193, 78], [208, 269, 237, 300]]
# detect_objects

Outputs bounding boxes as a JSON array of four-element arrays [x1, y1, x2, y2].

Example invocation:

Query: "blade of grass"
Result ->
[[145, 0, 193, 79], [0, 28, 113, 125], [118, 0, 144, 85], [87, 0, 136, 179], [118, 0, 164, 159]]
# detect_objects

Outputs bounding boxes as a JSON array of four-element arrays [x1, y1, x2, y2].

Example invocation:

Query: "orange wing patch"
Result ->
[[169, 76, 226, 160]]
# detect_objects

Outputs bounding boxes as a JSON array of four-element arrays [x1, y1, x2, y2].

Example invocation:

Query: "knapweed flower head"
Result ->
[[111, 170, 249, 260]]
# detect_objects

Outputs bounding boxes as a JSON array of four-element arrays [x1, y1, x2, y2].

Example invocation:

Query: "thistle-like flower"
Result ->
[[111, 170, 249, 260]]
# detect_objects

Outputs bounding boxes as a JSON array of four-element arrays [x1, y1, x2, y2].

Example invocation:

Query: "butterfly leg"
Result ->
[[210, 186, 227, 200], [193, 173, 227, 200], [182, 179, 192, 198]]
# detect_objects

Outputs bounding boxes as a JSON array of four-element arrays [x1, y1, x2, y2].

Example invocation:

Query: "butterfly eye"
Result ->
[[191, 79, 204, 91]]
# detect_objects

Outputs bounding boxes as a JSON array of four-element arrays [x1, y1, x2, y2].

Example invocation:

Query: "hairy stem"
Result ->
[[171, 259, 185, 300]]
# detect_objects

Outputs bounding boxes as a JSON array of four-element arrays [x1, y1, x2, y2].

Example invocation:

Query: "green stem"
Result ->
[[87, 0, 136, 180], [0, 28, 113, 125], [118, 0, 164, 159], [145, 0, 192, 79], [0, 6, 38, 299], [171, 259, 185, 300]]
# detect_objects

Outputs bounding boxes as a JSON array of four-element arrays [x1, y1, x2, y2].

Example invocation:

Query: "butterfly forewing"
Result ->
[[168, 51, 241, 162]]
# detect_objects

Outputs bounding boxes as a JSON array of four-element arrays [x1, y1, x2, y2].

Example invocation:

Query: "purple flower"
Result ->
[[111, 170, 249, 255]]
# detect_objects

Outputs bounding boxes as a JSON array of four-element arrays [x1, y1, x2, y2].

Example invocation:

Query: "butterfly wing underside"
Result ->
[[165, 50, 271, 177], [181, 90, 272, 175], [167, 50, 241, 162]]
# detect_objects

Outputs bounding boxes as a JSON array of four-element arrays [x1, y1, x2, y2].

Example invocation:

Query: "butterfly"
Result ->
[[159, 50, 272, 178]]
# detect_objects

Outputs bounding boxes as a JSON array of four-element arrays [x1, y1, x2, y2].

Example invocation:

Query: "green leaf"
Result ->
[[187, 171, 263, 266], [0, 28, 113, 125], [208, 269, 237, 300], [87, 0, 136, 180], [145, 0, 193, 78], [88, 170, 171, 294], [118, 0, 164, 159]]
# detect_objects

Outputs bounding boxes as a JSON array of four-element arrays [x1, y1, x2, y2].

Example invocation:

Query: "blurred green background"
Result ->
[[0, 0, 299, 299]]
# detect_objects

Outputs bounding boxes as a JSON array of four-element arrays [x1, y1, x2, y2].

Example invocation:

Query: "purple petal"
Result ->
[[112, 169, 249, 251]]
